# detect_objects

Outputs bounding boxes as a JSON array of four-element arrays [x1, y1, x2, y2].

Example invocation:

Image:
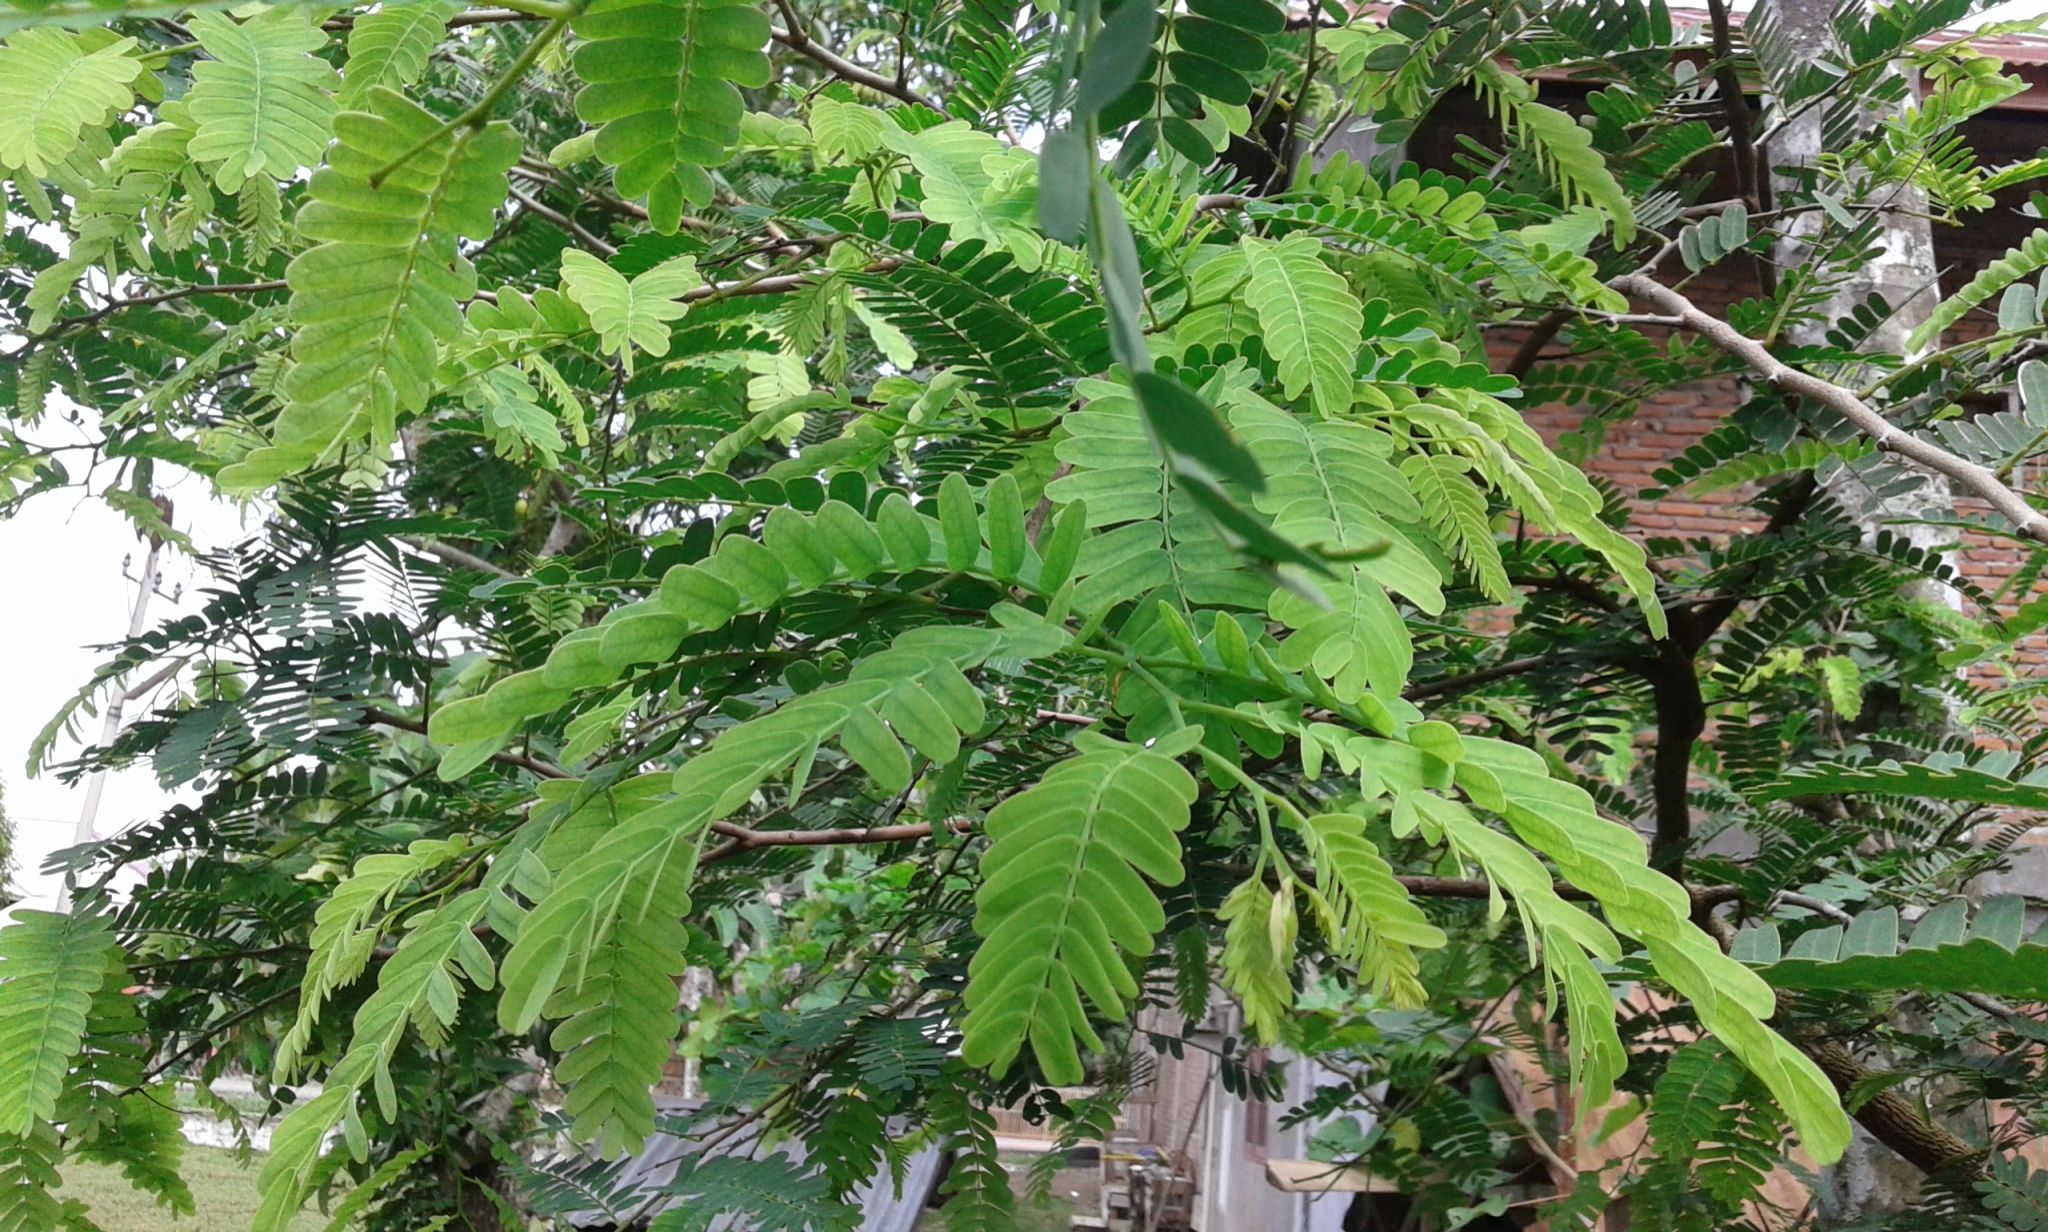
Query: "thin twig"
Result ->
[[370, 15, 570, 187], [770, 15, 939, 110], [505, 184, 617, 256], [400, 535, 515, 578]]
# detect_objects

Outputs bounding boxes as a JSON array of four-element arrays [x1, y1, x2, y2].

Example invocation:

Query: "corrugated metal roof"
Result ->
[[552, 1097, 946, 1231]]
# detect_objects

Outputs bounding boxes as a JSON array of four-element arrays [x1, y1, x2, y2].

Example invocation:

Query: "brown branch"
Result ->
[[40, 280, 288, 338], [1641, 643, 1705, 878], [702, 817, 972, 863], [1402, 655, 1551, 701], [507, 184, 618, 258], [1510, 571, 1623, 613], [1702, 0, 1760, 210], [327, 7, 538, 28], [1503, 309, 1572, 378], [1804, 1038, 1987, 1182], [1613, 274, 2048, 545], [771, 13, 938, 110]]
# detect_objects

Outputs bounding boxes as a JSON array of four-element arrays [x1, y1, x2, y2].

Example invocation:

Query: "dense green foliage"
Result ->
[[10, 0, 2048, 1228]]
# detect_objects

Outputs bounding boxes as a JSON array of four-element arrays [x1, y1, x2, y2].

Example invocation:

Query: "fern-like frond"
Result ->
[[1047, 378, 1268, 614], [1909, 229, 2048, 350], [571, 0, 770, 233], [504, 621, 1064, 1114], [339, 0, 458, 107], [1403, 453, 1511, 602], [961, 729, 1199, 1083], [216, 87, 518, 492], [1217, 877, 1296, 1044], [0, 909, 115, 1136], [1732, 894, 2048, 1002], [0, 28, 139, 179], [1238, 233, 1365, 418], [651, 1157, 856, 1232], [430, 480, 1071, 763], [548, 861, 691, 1155], [186, 7, 339, 191], [1228, 383, 1444, 698], [0, 1123, 68, 1232], [1449, 736, 1848, 1160], [277, 837, 467, 1078], [256, 884, 504, 1230], [1299, 813, 1443, 1006]]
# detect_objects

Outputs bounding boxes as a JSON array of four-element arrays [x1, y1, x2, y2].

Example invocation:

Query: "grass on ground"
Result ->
[[60, 1144, 326, 1231]]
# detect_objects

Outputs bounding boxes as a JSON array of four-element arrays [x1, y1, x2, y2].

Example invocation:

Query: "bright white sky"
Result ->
[[5, 0, 2048, 913], [0, 418, 252, 911]]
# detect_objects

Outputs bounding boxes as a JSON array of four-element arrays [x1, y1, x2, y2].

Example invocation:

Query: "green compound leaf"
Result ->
[[0, 28, 140, 178], [1736, 895, 2048, 1002], [216, 87, 518, 492], [0, 909, 116, 1135], [961, 731, 1198, 1084], [186, 7, 338, 191], [559, 248, 702, 373], [570, 0, 770, 233]]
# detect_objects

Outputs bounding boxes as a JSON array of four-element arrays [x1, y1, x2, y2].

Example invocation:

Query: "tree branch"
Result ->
[[770, 9, 938, 110], [1702, 0, 1760, 210], [1402, 655, 1551, 701], [1613, 274, 2048, 545], [1502, 308, 1572, 378], [507, 184, 617, 257], [38, 281, 288, 338], [1804, 1038, 1987, 1182], [400, 535, 516, 578]]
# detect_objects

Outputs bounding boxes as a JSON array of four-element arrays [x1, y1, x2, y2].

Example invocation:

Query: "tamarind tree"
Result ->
[[8, 0, 2048, 1227]]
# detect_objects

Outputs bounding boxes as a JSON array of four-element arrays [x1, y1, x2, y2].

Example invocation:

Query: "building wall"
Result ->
[[1133, 1006, 1357, 1232]]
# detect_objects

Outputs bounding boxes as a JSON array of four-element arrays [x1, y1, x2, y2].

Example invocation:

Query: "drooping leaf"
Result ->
[[961, 729, 1199, 1083]]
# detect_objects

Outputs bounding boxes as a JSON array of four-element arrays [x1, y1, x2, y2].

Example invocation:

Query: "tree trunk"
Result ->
[[1763, 0, 1962, 1216], [1764, 0, 1951, 573]]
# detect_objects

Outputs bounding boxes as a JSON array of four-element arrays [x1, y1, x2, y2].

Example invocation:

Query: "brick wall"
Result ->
[[1494, 246, 2048, 684], [1375, 89, 2048, 644]]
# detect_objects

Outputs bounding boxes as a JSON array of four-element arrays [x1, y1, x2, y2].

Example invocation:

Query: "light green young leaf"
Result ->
[[1218, 878, 1297, 1044], [1816, 655, 1863, 720], [881, 120, 1045, 268], [559, 249, 701, 374], [810, 96, 895, 163], [0, 28, 140, 178], [277, 838, 466, 1079], [1298, 813, 1444, 1005], [1239, 233, 1365, 417], [339, 0, 460, 107], [186, 7, 339, 191], [464, 366, 567, 465]]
